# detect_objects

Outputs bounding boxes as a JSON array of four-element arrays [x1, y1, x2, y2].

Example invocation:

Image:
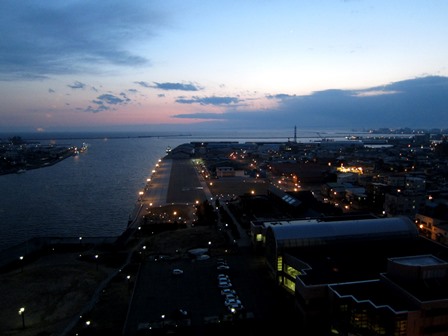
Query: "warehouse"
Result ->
[[260, 217, 448, 335]]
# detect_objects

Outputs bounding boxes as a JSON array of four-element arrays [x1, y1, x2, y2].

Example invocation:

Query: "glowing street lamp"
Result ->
[[95, 254, 99, 271], [127, 275, 131, 292], [18, 307, 25, 328]]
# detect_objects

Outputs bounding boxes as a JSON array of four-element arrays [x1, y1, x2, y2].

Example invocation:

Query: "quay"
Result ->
[[0, 143, 264, 336], [127, 157, 211, 228]]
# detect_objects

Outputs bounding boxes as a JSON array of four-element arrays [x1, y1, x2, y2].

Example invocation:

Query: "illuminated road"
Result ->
[[143, 159, 172, 207], [128, 158, 212, 228]]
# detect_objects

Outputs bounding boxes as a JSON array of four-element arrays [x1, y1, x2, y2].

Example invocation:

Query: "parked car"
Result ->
[[224, 293, 238, 301], [172, 268, 184, 275], [227, 302, 244, 313], [218, 280, 232, 288], [220, 288, 237, 296], [217, 264, 230, 270], [224, 298, 242, 307]]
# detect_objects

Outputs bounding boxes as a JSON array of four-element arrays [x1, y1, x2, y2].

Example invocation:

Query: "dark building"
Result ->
[[253, 217, 448, 335]]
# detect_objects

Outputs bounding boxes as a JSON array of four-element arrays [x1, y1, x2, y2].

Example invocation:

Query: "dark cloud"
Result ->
[[266, 93, 296, 100], [67, 81, 86, 89], [134, 81, 152, 88], [83, 105, 110, 113], [83, 93, 131, 113], [153, 82, 201, 91], [135, 81, 202, 91], [97, 94, 126, 105], [172, 76, 448, 129], [0, 1, 166, 79], [172, 112, 227, 120], [175, 96, 241, 105]]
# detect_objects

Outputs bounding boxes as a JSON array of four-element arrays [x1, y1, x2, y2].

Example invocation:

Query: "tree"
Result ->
[[9, 136, 24, 145]]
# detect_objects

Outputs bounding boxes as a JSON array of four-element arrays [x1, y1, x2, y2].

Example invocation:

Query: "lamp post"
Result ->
[[19, 256, 24, 272], [94, 254, 99, 271], [18, 307, 25, 328]]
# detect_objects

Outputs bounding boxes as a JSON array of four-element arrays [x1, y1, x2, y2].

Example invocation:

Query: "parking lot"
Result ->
[[123, 247, 297, 335], [123, 157, 299, 335]]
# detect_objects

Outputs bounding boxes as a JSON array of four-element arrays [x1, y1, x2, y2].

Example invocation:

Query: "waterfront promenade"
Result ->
[[128, 156, 211, 230], [0, 147, 255, 335]]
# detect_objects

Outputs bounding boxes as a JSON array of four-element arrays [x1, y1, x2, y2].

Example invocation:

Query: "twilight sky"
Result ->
[[1, 0, 448, 133]]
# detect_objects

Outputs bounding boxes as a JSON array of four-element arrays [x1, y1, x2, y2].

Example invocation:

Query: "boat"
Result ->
[[73, 142, 89, 156], [79, 142, 89, 153]]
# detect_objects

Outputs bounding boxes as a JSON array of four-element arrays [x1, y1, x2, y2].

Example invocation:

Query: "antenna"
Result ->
[[294, 125, 297, 143]]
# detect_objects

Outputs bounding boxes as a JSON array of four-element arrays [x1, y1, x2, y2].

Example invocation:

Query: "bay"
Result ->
[[0, 128, 359, 252], [0, 135, 186, 252]]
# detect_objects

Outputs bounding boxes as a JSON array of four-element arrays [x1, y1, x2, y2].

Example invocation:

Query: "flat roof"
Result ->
[[291, 236, 448, 287], [391, 255, 446, 266], [268, 217, 419, 244]]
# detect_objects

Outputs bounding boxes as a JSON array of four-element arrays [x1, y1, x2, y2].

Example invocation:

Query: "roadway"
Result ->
[[128, 158, 210, 230], [122, 157, 296, 335]]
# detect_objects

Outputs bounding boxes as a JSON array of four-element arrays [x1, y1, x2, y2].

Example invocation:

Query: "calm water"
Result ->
[[0, 135, 189, 252], [0, 128, 359, 252]]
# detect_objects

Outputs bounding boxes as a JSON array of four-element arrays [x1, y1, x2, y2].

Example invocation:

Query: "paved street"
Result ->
[[122, 157, 297, 335], [123, 248, 297, 336]]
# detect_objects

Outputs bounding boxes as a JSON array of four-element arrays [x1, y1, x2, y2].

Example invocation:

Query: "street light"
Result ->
[[18, 307, 25, 328], [127, 275, 131, 292], [95, 254, 99, 271]]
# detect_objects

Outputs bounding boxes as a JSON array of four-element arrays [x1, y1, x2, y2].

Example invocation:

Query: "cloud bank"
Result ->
[[176, 96, 240, 105], [135, 81, 201, 91], [0, 1, 165, 79], [172, 76, 448, 129]]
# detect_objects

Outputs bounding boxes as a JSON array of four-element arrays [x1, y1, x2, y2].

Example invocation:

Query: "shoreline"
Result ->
[[0, 150, 74, 176], [0, 148, 227, 335]]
